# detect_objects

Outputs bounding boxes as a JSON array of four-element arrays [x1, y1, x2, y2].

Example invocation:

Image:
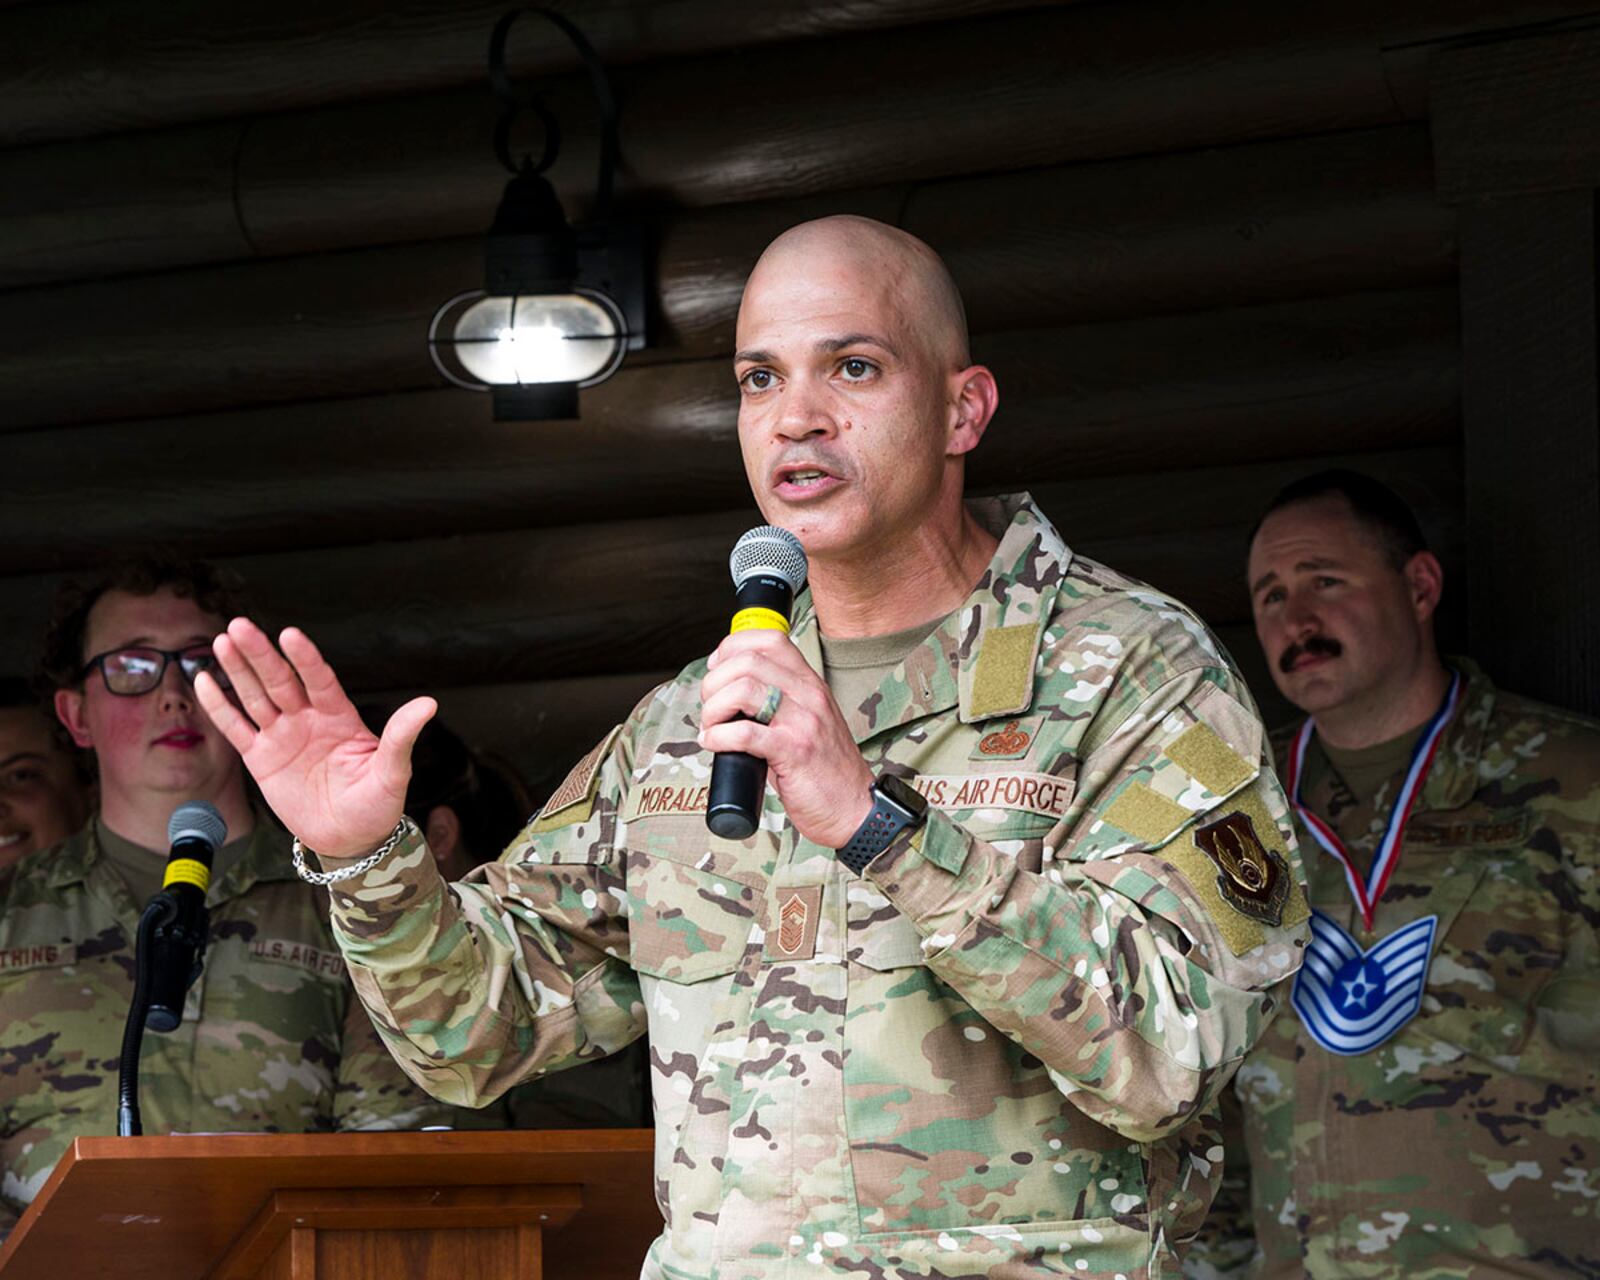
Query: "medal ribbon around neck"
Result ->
[[1284, 669, 1463, 932]]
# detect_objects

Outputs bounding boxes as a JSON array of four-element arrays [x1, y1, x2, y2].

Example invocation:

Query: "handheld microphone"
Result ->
[[706, 525, 809, 840], [145, 801, 226, 1033]]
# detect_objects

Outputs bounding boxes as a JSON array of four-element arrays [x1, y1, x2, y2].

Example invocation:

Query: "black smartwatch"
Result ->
[[836, 774, 929, 875]]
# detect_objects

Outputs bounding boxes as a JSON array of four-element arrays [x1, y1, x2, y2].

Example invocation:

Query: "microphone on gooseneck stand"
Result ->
[[146, 802, 226, 1031], [117, 801, 226, 1136], [706, 525, 808, 840]]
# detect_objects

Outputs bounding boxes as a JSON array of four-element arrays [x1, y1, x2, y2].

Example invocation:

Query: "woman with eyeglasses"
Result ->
[[0, 555, 448, 1237]]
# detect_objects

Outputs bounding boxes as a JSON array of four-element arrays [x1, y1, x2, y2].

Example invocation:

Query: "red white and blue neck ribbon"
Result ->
[[1283, 669, 1462, 932]]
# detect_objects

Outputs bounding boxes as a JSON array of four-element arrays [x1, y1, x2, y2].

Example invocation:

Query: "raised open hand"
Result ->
[[195, 618, 436, 861]]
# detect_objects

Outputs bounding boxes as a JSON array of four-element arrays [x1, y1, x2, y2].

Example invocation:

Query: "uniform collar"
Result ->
[[45, 811, 295, 900], [1273, 657, 1498, 818], [44, 823, 95, 890], [790, 492, 1069, 742]]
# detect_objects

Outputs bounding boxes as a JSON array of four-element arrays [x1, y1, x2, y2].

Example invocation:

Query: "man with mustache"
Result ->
[[1190, 471, 1600, 1277], [203, 216, 1310, 1277], [0, 556, 444, 1234]]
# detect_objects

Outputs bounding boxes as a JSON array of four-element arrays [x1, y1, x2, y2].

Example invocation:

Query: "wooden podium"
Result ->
[[0, 1130, 658, 1280]]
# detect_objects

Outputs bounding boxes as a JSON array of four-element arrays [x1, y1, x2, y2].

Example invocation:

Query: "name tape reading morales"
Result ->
[[627, 783, 713, 821]]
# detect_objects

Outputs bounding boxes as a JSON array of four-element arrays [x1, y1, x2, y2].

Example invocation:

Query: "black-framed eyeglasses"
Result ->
[[79, 645, 232, 697]]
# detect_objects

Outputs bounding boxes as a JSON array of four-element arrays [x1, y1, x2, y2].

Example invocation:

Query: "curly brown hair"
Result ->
[[39, 553, 251, 693]]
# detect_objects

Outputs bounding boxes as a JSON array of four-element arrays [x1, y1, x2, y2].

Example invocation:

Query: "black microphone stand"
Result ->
[[116, 892, 177, 1137]]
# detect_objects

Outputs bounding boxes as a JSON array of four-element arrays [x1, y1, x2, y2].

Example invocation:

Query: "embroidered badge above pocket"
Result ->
[[970, 716, 1042, 762]]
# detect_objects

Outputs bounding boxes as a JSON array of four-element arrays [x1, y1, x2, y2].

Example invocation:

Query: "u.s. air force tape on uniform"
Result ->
[[621, 771, 1073, 822]]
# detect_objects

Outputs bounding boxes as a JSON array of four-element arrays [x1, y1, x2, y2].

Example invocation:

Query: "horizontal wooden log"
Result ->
[[5, 0, 1568, 290], [0, 289, 1461, 572], [658, 124, 1453, 355], [0, 140, 1456, 430], [6, 0, 1589, 293], [0, 447, 1463, 691], [0, 0, 1076, 148]]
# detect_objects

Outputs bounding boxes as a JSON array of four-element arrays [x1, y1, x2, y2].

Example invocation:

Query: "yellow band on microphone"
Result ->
[[730, 607, 790, 635], [163, 858, 211, 893]]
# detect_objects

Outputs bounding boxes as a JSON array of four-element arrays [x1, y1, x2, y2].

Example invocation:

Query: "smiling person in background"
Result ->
[[0, 556, 444, 1234], [0, 679, 89, 882]]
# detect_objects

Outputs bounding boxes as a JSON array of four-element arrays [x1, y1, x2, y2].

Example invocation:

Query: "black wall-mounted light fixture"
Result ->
[[429, 8, 647, 421]]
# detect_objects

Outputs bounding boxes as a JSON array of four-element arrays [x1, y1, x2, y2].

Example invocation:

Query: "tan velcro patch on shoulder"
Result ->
[[526, 725, 622, 833], [1162, 787, 1310, 956], [968, 623, 1039, 720], [1103, 782, 1193, 847], [1164, 722, 1255, 798]]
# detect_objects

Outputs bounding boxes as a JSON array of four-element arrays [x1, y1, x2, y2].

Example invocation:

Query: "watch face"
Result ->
[[877, 773, 929, 819]]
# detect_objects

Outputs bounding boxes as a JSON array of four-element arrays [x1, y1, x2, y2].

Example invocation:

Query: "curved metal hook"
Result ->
[[488, 7, 618, 222]]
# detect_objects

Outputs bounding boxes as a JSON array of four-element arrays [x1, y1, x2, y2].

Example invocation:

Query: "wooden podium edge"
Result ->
[[0, 1130, 658, 1280], [213, 1184, 584, 1280]]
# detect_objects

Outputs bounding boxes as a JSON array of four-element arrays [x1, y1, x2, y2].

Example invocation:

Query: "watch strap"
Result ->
[[837, 783, 920, 875]]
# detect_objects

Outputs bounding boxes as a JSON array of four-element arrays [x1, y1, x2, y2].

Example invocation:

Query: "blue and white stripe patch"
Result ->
[[1292, 910, 1437, 1056]]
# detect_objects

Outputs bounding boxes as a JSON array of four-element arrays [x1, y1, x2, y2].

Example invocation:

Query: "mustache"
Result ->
[[1279, 634, 1342, 673]]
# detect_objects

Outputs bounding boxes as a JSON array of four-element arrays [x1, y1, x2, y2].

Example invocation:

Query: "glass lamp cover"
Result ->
[[451, 293, 623, 385]]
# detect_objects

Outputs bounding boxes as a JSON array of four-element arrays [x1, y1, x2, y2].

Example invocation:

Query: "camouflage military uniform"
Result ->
[[0, 817, 447, 1226], [331, 493, 1310, 1278], [1188, 663, 1600, 1278]]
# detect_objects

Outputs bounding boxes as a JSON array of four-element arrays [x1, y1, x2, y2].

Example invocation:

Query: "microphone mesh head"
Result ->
[[168, 800, 227, 853], [729, 525, 807, 592]]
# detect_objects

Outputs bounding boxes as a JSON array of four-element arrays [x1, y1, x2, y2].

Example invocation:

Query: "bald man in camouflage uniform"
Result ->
[[0, 559, 443, 1232], [1188, 473, 1600, 1278], [206, 217, 1310, 1277]]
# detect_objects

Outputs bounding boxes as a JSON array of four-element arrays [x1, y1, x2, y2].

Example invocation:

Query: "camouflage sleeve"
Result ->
[[1536, 750, 1600, 1057], [326, 722, 646, 1108], [867, 663, 1310, 1143], [1180, 1085, 1258, 1278], [332, 981, 457, 1130]]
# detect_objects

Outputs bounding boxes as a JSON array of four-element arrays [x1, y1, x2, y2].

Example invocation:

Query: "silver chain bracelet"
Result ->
[[292, 815, 418, 885]]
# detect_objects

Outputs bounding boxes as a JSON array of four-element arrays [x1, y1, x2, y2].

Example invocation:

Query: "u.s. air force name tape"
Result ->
[[1291, 909, 1437, 1056]]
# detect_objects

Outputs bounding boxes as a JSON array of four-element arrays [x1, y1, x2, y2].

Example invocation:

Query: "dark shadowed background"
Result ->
[[2, 0, 1597, 803]]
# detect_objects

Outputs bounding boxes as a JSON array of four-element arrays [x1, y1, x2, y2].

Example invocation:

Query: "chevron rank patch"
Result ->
[[764, 885, 821, 962], [1292, 910, 1438, 1055]]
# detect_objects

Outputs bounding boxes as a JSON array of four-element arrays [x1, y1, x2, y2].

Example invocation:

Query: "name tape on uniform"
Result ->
[[625, 772, 1074, 822], [0, 943, 78, 971], [625, 783, 712, 821], [250, 938, 346, 979]]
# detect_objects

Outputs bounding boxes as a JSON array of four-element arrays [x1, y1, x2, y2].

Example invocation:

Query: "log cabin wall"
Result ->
[[2, 0, 1596, 800]]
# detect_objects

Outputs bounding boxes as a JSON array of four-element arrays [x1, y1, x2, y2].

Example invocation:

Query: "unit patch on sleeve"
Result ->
[[1193, 809, 1291, 926]]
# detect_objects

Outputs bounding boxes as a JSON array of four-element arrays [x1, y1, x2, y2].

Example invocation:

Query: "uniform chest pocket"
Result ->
[[624, 846, 758, 983], [1420, 844, 1565, 1059], [847, 881, 926, 970]]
